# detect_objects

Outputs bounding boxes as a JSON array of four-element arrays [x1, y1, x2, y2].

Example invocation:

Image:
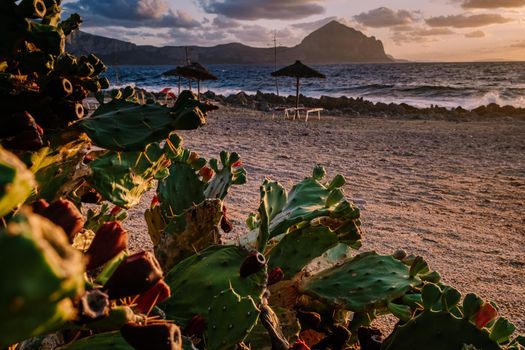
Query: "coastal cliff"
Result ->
[[66, 20, 393, 65]]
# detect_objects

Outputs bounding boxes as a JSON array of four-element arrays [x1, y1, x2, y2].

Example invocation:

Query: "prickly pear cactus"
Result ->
[[299, 252, 425, 312], [0, 208, 85, 346], [0, 146, 36, 216], [154, 199, 223, 271], [79, 91, 208, 151], [28, 138, 90, 201], [382, 284, 522, 350], [151, 146, 246, 270], [162, 245, 267, 327], [242, 166, 361, 252], [204, 151, 247, 199], [267, 225, 358, 279], [206, 287, 260, 350], [89, 141, 169, 208]]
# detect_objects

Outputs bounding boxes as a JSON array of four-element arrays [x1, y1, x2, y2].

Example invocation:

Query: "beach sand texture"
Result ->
[[125, 106, 525, 331]]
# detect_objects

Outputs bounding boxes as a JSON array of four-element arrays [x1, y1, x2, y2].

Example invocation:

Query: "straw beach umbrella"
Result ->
[[271, 60, 326, 114], [163, 62, 218, 97]]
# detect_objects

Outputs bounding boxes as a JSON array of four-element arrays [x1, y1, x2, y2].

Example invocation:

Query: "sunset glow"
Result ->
[[62, 0, 525, 62]]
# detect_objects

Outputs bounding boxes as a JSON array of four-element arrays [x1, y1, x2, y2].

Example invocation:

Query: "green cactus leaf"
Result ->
[[28, 138, 89, 201], [0, 209, 84, 346], [312, 165, 326, 180], [387, 302, 413, 322], [381, 311, 501, 350], [300, 252, 422, 312], [158, 161, 206, 218], [79, 91, 207, 151], [267, 225, 350, 279], [206, 287, 260, 350], [0, 146, 36, 217], [162, 245, 267, 327], [244, 169, 361, 252], [60, 331, 133, 350], [422, 283, 443, 311], [442, 286, 462, 311], [204, 151, 247, 199], [89, 142, 168, 208], [463, 293, 484, 320], [489, 317, 516, 343]]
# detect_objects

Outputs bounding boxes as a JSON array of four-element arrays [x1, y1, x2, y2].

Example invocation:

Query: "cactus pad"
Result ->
[[162, 245, 267, 326], [79, 91, 207, 151], [0, 209, 84, 346], [206, 287, 260, 350], [89, 142, 168, 208], [268, 225, 356, 279], [0, 146, 36, 217], [381, 311, 501, 350], [300, 252, 422, 312], [154, 199, 223, 271], [244, 166, 361, 252]]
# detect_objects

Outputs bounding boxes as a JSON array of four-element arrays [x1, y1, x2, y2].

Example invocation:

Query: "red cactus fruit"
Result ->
[[110, 206, 122, 216], [184, 314, 207, 338], [475, 303, 498, 329], [290, 339, 310, 350], [240, 252, 266, 278], [85, 222, 128, 270], [134, 279, 171, 314], [151, 195, 160, 208], [232, 160, 242, 168], [39, 199, 84, 241], [198, 166, 214, 182], [268, 267, 284, 286], [121, 322, 182, 350], [103, 251, 163, 300]]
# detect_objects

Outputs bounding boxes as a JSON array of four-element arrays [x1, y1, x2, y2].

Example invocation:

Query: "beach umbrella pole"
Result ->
[[296, 77, 300, 119]]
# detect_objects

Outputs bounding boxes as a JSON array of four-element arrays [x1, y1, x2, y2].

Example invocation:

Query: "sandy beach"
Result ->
[[125, 106, 525, 332]]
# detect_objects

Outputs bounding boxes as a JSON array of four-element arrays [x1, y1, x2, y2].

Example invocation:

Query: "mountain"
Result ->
[[66, 21, 393, 65]]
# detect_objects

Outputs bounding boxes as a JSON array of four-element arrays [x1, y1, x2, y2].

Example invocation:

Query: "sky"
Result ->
[[62, 0, 525, 62]]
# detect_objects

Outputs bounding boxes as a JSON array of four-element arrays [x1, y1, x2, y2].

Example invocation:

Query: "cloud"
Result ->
[[354, 7, 418, 28], [464, 30, 485, 38], [461, 0, 525, 8], [426, 14, 511, 28], [212, 15, 241, 29], [64, 0, 201, 28], [510, 40, 525, 48], [391, 26, 455, 44], [413, 28, 455, 36], [198, 0, 325, 20]]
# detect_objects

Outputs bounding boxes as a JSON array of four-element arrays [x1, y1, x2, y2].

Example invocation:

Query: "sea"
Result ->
[[103, 62, 525, 110]]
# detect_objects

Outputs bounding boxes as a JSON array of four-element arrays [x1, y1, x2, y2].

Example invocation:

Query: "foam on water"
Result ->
[[103, 62, 525, 109]]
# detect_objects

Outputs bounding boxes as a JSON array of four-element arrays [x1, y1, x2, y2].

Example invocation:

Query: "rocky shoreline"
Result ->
[[110, 87, 525, 120], [206, 90, 525, 120]]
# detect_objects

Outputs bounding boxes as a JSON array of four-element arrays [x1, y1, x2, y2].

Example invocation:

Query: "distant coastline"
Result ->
[[66, 21, 393, 65]]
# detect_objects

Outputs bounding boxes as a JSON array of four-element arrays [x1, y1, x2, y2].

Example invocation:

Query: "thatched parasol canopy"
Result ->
[[163, 62, 218, 96], [271, 61, 326, 115]]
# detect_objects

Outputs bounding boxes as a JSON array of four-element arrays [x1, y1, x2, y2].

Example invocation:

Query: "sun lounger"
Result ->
[[284, 107, 324, 121]]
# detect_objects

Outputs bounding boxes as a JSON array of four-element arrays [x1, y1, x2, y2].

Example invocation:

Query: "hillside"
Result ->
[[66, 20, 393, 65]]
